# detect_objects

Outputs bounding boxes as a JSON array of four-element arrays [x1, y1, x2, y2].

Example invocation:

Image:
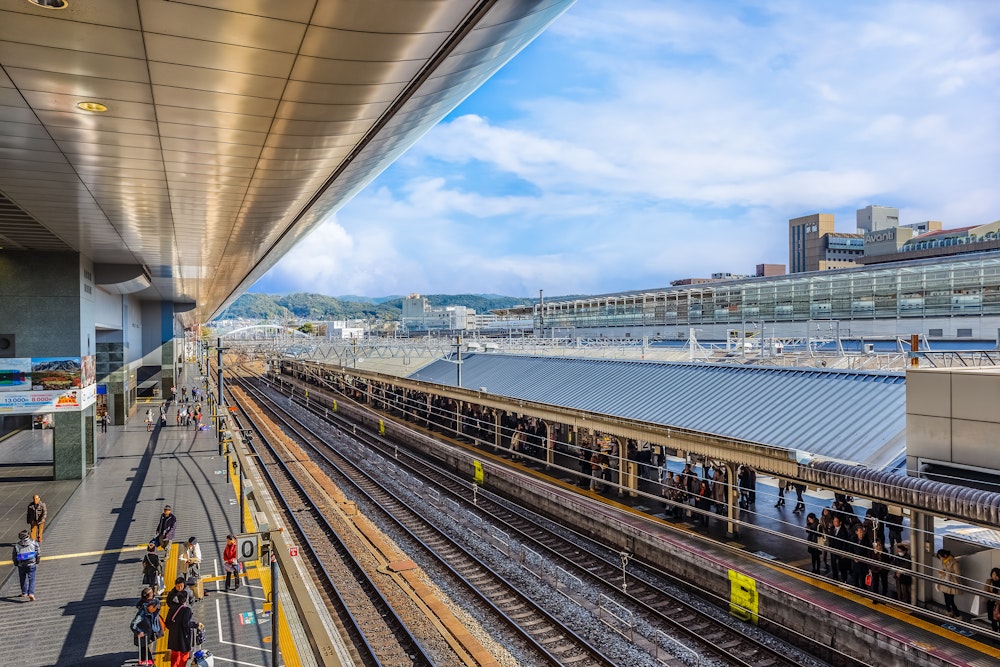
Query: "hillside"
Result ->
[[218, 292, 540, 321]]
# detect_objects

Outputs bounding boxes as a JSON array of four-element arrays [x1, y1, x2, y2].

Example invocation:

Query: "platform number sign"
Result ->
[[237, 534, 259, 563]]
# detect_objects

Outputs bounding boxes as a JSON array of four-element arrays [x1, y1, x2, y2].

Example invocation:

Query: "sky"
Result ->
[[252, 0, 1000, 300]]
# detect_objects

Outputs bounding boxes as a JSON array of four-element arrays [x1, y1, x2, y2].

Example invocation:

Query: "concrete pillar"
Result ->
[[0, 251, 98, 480], [726, 461, 739, 538], [913, 510, 934, 607], [53, 410, 86, 480], [85, 404, 95, 466]]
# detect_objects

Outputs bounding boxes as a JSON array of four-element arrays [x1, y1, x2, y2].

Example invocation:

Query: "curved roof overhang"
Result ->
[[0, 0, 574, 327]]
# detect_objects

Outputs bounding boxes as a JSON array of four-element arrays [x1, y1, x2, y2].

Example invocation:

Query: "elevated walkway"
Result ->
[[0, 363, 319, 667]]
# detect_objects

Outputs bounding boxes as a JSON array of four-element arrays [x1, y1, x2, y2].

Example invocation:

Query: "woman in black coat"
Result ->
[[166, 601, 203, 665]]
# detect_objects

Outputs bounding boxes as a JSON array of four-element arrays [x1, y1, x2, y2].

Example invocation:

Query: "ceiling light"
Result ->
[[77, 101, 108, 113], [28, 0, 68, 9]]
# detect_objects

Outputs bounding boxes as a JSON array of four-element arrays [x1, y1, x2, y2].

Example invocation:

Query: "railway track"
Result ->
[[230, 373, 617, 667], [228, 394, 436, 666], [251, 370, 846, 667]]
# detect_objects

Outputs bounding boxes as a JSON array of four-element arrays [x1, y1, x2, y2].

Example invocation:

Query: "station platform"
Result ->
[[0, 370, 316, 667]]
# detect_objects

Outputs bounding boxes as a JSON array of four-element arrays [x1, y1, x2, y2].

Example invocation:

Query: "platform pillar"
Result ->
[[725, 461, 739, 538], [912, 510, 933, 606], [53, 410, 87, 480]]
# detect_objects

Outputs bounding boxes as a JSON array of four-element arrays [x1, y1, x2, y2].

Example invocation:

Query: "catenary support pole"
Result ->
[[271, 554, 280, 667]]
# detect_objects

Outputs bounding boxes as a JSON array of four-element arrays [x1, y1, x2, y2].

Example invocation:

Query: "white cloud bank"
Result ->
[[257, 0, 1000, 298]]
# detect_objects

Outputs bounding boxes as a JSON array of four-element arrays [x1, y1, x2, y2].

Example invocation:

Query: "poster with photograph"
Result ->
[[0, 358, 31, 392], [31, 357, 81, 391]]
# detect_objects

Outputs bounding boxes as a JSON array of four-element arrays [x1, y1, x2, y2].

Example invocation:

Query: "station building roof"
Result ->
[[409, 354, 907, 470]]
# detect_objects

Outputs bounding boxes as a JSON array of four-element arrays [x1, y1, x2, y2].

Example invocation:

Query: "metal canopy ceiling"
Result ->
[[409, 354, 908, 469], [0, 0, 572, 327]]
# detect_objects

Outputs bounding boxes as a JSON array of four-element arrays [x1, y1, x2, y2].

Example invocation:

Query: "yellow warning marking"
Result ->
[[728, 569, 758, 623], [473, 460, 484, 485], [759, 559, 1000, 657], [0, 544, 146, 566]]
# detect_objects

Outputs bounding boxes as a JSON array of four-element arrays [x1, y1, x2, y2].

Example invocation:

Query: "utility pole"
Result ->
[[456, 335, 462, 388]]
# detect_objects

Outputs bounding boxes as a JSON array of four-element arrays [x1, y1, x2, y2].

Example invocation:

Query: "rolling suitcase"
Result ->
[[187, 575, 204, 600]]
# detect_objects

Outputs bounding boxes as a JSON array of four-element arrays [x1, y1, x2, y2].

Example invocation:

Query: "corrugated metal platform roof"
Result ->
[[408, 354, 906, 469]]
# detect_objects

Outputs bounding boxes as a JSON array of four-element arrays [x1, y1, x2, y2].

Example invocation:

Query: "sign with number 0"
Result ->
[[237, 534, 259, 563]]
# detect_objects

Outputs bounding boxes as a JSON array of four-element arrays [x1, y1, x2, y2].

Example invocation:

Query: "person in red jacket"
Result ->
[[223, 534, 241, 591]]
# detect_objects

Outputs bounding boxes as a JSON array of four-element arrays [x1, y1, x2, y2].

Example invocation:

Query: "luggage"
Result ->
[[192, 626, 213, 667], [188, 576, 204, 600], [160, 414, 167, 426]]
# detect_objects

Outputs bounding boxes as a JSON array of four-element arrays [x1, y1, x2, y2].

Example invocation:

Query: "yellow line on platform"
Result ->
[[761, 560, 1000, 659], [229, 445, 302, 667], [158, 543, 178, 667], [0, 544, 147, 566]]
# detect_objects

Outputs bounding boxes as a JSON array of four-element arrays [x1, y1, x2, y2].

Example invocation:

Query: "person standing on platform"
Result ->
[[829, 515, 851, 582], [935, 549, 962, 618], [819, 508, 835, 573], [27, 494, 47, 543], [223, 534, 241, 591], [166, 577, 193, 615], [141, 543, 163, 594], [870, 541, 891, 598], [145, 408, 154, 432], [166, 598, 203, 667], [850, 523, 873, 590], [894, 543, 913, 603], [805, 513, 822, 574], [131, 597, 163, 666], [100, 411, 109, 433], [180, 536, 201, 579], [984, 567, 1000, 633], [791, 483, 807, 513], [155, 505, 177, 554], [12, 529, 40, 600]]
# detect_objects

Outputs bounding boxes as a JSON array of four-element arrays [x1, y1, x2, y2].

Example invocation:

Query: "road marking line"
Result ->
[[0, 544, 146, 566]]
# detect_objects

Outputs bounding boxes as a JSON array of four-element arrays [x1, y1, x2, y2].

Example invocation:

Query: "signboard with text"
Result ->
[[0, 356, 97, 415]]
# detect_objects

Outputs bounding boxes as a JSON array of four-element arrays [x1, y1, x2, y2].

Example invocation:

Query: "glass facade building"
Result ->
[[531, 253, 1000, 334]]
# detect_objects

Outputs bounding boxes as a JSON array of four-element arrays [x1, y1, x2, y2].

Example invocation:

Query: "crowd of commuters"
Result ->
[[294, 370, 1000, 628]]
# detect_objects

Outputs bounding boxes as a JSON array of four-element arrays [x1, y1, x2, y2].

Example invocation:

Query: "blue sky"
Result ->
[[253, 0, 1000, 299]]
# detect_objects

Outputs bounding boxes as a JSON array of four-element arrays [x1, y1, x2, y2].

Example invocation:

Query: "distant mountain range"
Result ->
[[218, 292, 545, 321]]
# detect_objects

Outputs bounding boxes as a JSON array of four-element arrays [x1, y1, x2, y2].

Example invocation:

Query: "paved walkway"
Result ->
[[0, 369, 308, 667]]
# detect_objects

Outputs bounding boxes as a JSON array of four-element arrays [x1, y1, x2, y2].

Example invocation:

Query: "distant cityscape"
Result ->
[[219, 204, 1000, 342]]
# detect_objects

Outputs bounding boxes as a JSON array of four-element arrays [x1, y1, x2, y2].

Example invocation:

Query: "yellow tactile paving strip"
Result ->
[[231, 447, 303, 667]]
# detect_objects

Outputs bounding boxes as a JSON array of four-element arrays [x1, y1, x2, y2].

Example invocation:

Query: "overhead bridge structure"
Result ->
[[0, 0, 575, 478]]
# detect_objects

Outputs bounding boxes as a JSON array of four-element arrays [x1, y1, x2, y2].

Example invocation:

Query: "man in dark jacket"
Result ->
[[166, 599, 203, 666], [850, 523, 874, 589], [166, 576, 193, 615], [155, 505, 177, 553], [12, 529, 40, 600], [828, 515, 851, 583], [27, 494, 47, 543]]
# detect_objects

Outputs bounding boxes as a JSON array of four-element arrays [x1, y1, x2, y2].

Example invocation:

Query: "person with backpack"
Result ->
[[141, 542, 163, 594], [12, 529, 40, 600], [166, 598, 204, 667], [131, 597, 164, 666]]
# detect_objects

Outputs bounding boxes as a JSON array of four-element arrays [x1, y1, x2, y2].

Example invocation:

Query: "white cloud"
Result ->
[[259, 0, 1000, 298]]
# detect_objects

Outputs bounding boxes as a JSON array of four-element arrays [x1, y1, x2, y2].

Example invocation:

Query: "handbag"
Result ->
[[864, 571, 872, 587], [994, 602, 1000, 622], [816, 535, 828, 548]]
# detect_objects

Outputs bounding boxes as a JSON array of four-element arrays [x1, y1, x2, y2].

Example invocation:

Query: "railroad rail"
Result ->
[[231, 372, 618, 667], [240, 367, 846, 667], [227, 390, 436, 666]]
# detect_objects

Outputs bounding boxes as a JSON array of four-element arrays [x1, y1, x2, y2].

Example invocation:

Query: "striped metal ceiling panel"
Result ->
[[0, 0, 574, 325], [409, 354, 908, 469]]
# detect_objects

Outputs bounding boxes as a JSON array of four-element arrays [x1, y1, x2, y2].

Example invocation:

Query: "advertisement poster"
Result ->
[[0, 356, 96, 415]]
